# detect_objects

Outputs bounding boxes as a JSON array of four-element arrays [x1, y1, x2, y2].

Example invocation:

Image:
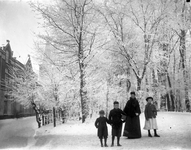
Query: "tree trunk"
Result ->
[[145, 72, 149, 93], [36, 113, 41, 128], [166, 72, 174, 111], [78, 25, 88, 123], [165, 74, 169, 111], [105, 80, 109, 118], [183, 70, 190, 111], [173, 48, 177, 111], [126, 79, 131, 95], [79, 63, 88, 123], [42, 114, 45, 126], [137, 78, 142, 91], [179, 29, 190, 112], [53, 107, 56, 127], [152, 69, 158, 106], [32, 102, 41, 128]]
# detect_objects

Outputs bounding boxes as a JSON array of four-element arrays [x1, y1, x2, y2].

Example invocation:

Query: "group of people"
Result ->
[[94, 91, 160, 147]]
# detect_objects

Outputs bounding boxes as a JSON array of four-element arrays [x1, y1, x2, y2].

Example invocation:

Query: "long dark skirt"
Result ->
[[123, 116, 141, 138]]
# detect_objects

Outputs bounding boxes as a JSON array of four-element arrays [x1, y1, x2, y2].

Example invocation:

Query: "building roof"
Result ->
[[0, 40, 33, 72]]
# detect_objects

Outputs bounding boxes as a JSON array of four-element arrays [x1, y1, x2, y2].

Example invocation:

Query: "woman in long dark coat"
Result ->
[[123, 91, 142, 138]]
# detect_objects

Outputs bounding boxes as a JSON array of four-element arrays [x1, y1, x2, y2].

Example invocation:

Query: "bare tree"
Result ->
[[38, 44, 78, 126], [30, 0, 103, 122], [2, 66, 42, 128], [97, 0, 168, 94], [169, 0, 191, 111]]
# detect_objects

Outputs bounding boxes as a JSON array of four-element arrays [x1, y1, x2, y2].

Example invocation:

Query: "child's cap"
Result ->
[[130, 91, 135, 95], [146, 97, 153, 101], [99, 110, 105, 115], [113, 101, 119, 104]]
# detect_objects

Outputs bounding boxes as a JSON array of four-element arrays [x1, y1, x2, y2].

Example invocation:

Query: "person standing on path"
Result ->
[[143, 97, 160, 137], [109, 101, 126, 147], [123, 91, 142, 138], [95, 110, 110, 147]]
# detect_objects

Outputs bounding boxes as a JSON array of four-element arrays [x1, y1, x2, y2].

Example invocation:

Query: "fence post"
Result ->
[[42, 114, 45, 126], [53, 107, 56, 127]]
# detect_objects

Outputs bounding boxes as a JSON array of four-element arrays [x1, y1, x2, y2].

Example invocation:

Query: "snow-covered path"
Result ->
[[0, 112, 191, 150], [0, 117, 37, 149]]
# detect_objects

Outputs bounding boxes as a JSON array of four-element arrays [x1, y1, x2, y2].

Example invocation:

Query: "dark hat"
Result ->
[[146, 97, 153, 101], [113, 101, 119, 104], [130, 91, 135, 95], [99, 110, 105, 114]]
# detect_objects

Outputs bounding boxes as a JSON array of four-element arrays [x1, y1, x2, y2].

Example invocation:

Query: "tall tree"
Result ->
[[99, 0, 167, 92], [31, 0, 103, 122], [169, 0, 191, 111], [3, 66, 42, 128], [38, 43, 79, 126]]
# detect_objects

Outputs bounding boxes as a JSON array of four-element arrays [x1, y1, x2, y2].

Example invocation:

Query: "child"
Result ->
[[95, 110, 109, 147], [143, 97, 160, 137], [109, 101, 126, 147]]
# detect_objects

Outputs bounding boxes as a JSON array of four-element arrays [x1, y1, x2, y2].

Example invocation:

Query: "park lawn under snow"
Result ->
[[28, 112, 191, 150], [0, 112, 191, 150]]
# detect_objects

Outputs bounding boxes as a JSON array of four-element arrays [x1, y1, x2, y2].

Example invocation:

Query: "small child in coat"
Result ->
[[95, 110, 110, 147], [109, 101, 126, 147], [143, 97, 160, 137]]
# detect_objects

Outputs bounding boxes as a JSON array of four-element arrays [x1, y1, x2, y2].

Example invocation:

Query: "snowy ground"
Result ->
[[0, 116, 36, 150], [0, 112, 191, 150]]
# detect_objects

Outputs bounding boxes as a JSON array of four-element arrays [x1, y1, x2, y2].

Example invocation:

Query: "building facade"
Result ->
[[0, 40, 35, 119]]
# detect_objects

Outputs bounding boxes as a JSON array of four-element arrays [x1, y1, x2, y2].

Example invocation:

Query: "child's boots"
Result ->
[[117, 137, 122, 146], [148, 130, 152, 137], [100, 139, 103, 147], [154, 129, 160, 137], [104, 138, 108, 147]]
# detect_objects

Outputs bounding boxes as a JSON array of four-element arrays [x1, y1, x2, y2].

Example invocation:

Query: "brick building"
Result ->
[[0, 40, 35, 119]]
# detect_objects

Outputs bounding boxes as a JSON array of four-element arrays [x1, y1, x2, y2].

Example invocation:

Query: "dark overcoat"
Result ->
[[109, 108, 126, 137], [145, 103, 157, 120], [123, 97, 142, 138], [95, 117, 109, 139]]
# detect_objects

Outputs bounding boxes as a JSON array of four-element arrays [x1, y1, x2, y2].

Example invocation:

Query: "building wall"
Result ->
[[0, 90, 4, 115], [0, 48, 5, 116], [0, 41, 35, 119]]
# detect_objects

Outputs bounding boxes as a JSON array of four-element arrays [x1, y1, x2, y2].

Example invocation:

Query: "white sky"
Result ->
[[0, 0, 101, 73], [0, 0, 51, 73]]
